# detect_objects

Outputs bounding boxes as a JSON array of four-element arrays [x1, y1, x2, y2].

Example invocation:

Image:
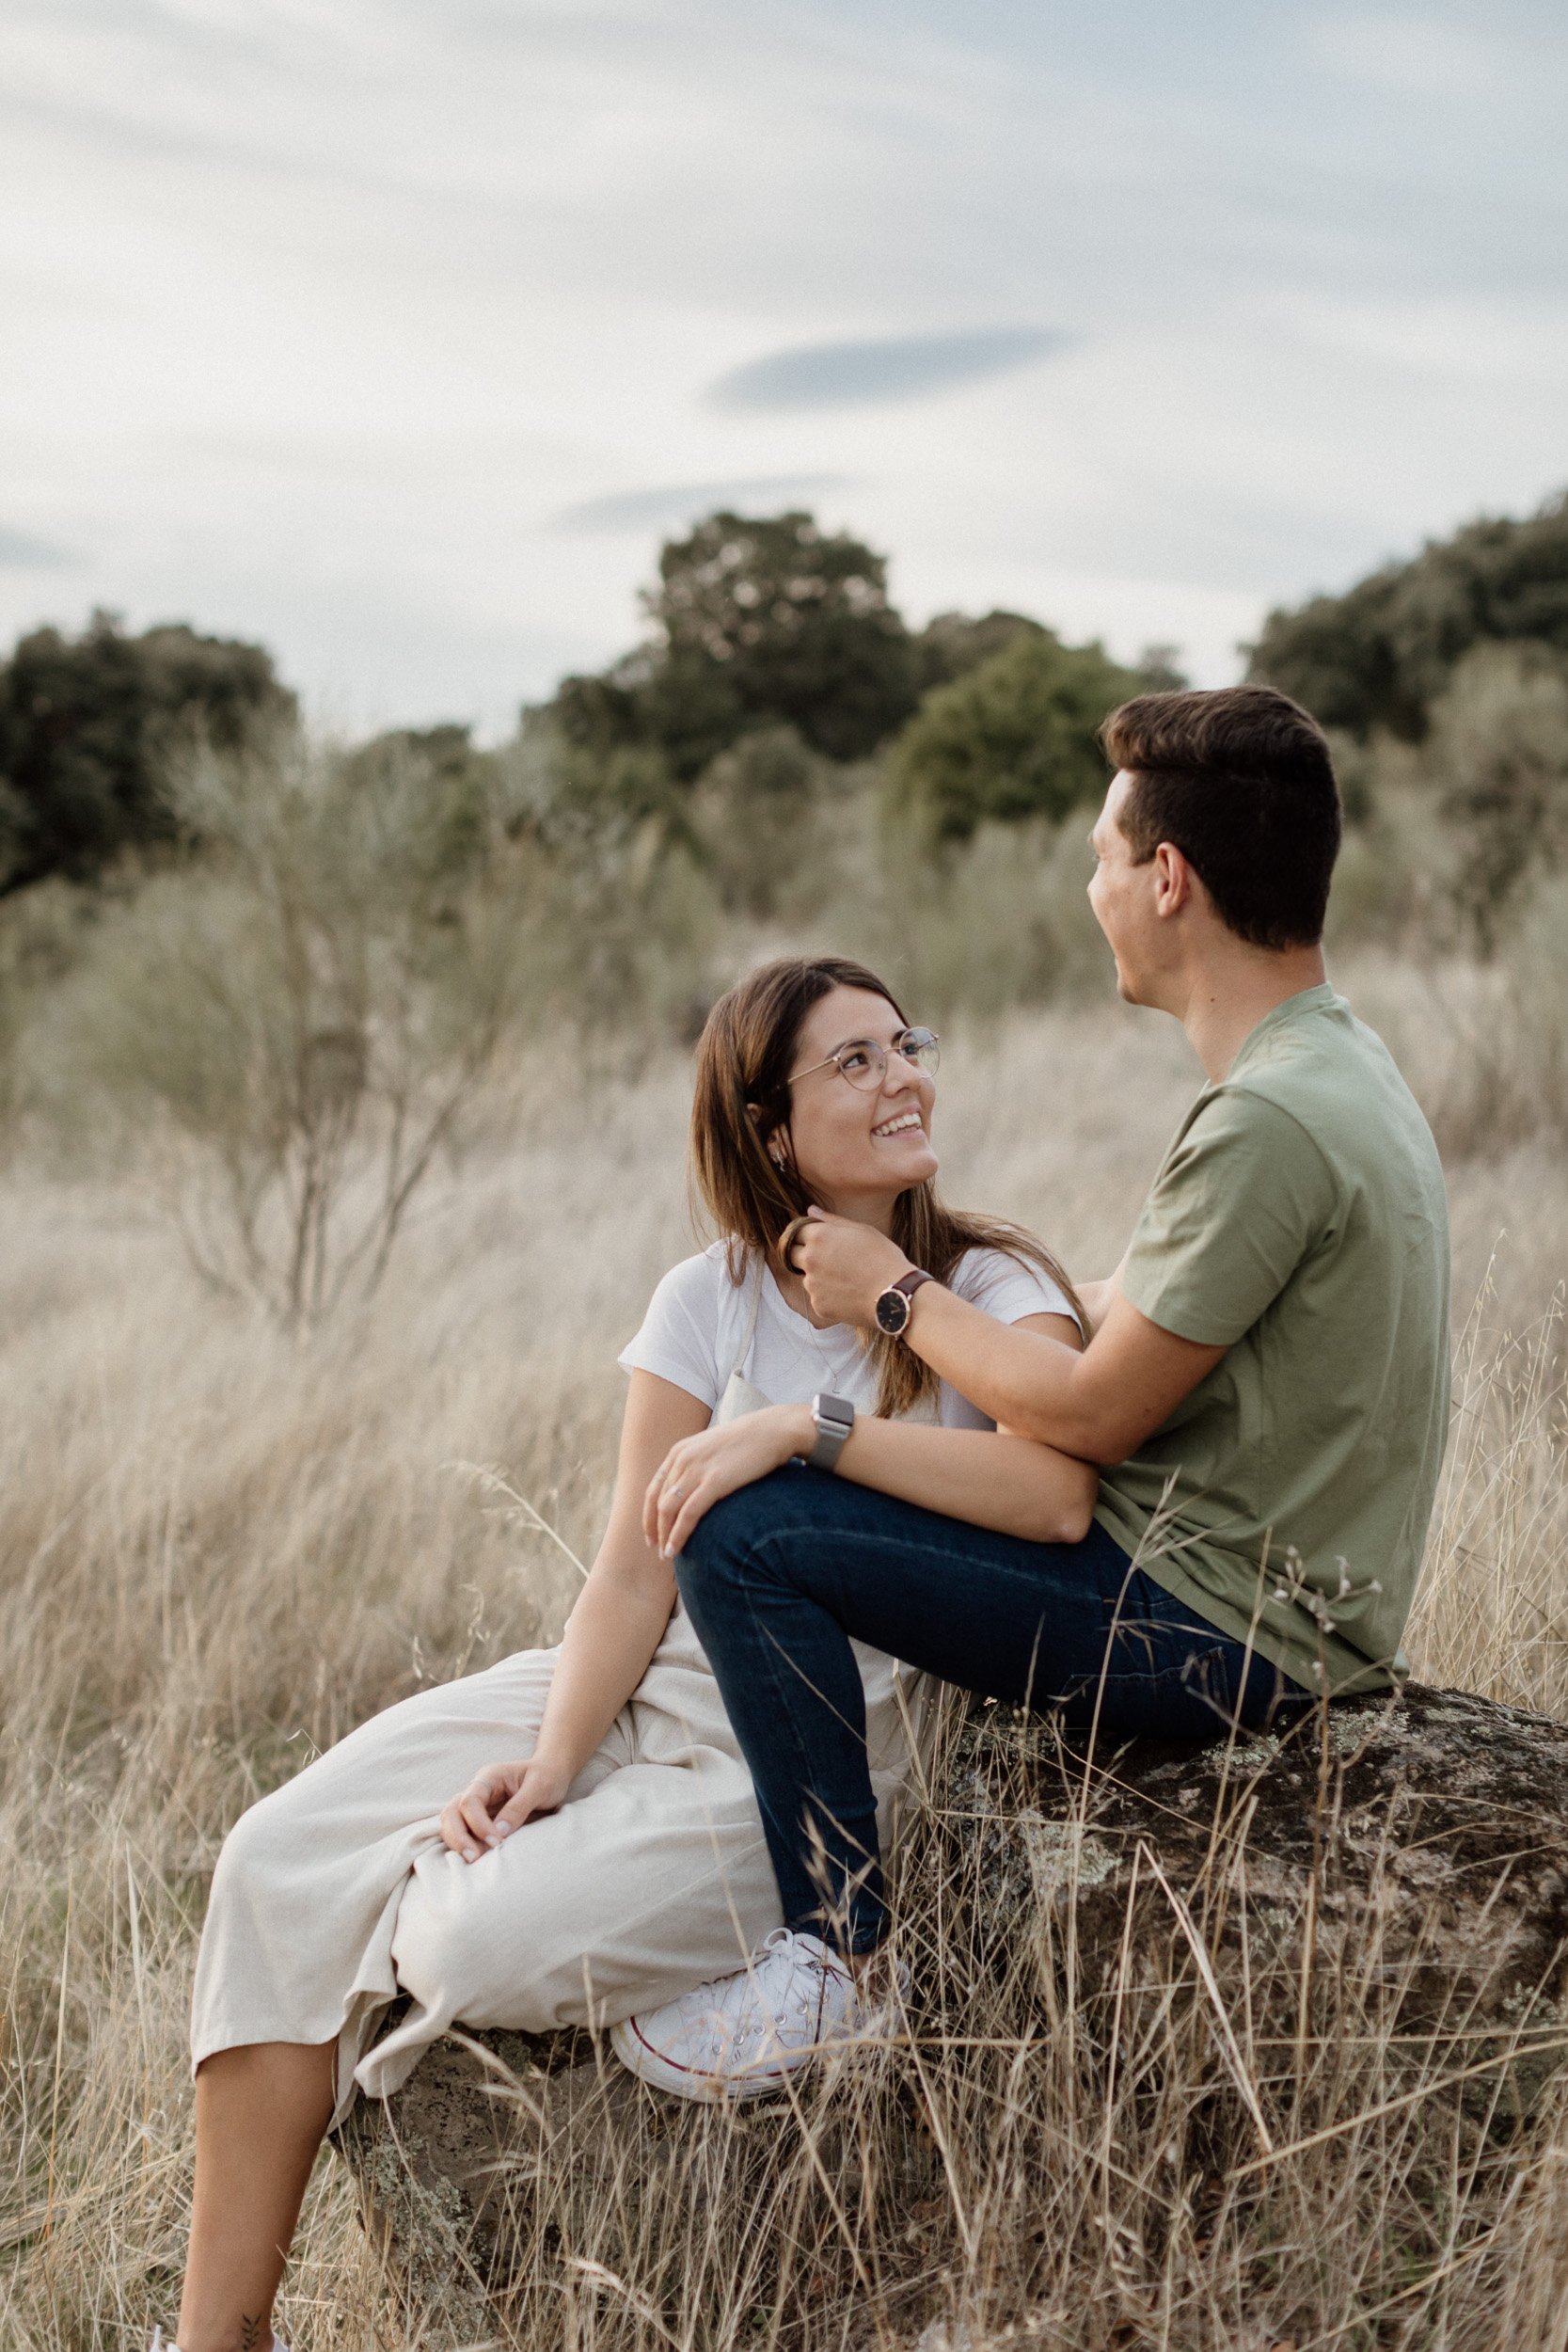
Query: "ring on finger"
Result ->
[[778, 1214, 811, 1275]]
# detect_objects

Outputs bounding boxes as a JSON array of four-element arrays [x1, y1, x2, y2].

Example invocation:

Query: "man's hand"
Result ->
[[1071, 1249, 1129, 1340], [794, 1209, 911, 1328], [438, 1754, 573, 1862]]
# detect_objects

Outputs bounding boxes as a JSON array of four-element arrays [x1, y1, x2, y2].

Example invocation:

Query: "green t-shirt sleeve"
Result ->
[[1120, 1087, 1338, 1348]]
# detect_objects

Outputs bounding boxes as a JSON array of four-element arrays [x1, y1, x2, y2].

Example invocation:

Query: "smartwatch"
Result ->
[[806, 1392, 856, 1472], [874, 1268, 935, 1338]]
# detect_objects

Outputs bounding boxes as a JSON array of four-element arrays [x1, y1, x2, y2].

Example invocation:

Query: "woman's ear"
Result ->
[[748, 1102, 790, 1172]]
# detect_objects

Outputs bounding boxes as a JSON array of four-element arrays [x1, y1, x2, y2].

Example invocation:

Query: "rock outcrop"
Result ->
[[335, 1684, 1568, 2333]]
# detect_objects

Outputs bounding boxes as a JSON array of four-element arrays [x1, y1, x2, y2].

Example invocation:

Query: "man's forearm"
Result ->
[[903, 1285, 1108, 1456], [789, 1211, 1221, 1468], [902, 1284, 1226, 1468]]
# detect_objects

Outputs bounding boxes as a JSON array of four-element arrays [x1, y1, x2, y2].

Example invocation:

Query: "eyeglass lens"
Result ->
[[838, 1029, 940, 1089]]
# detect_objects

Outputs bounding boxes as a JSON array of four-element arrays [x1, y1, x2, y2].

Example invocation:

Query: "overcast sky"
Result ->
[[2, 0, 1565, 734]]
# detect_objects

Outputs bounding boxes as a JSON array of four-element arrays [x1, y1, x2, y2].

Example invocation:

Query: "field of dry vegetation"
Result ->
[[3, 920, 1568, 2348]]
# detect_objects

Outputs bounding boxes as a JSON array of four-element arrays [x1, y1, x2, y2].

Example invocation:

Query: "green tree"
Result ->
[[0, 609, 295, 891], [648, 510, 921, 767], [912, 610, 1046, 695], [1247, 489, 1568, 740], [636, 509, 918, 771], [550, 647, 746, 786], [886, 629, 1142, 844]]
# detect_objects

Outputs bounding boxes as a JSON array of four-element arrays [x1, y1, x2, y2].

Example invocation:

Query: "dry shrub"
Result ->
[[1329, 905, 1568, 1164], [1429, 644, 1568, 955]]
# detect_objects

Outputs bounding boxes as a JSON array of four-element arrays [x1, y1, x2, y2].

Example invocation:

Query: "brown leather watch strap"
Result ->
[[875, 1265, 937, 1338]]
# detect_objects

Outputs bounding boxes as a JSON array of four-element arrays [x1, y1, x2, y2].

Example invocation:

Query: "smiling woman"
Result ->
[[164, 950, 1098, 2347], [689, 954, 1086, 1422]]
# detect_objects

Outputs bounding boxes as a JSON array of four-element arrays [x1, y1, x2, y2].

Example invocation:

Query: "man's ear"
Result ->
[[1152, 841, 1196, 917]]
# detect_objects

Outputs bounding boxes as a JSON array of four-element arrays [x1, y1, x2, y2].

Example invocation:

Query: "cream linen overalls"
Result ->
[[190, 1269, 938, 2124]]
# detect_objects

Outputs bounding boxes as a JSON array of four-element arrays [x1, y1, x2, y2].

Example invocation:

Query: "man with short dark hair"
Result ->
[[618, 685, 1451, 2103]]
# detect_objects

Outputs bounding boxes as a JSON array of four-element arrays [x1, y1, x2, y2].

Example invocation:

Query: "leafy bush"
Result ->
[[0, 608, 294, 891], [884, 629, 1143, 844]]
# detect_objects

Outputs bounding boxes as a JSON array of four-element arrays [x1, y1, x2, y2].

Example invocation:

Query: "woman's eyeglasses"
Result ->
[[789, 1026, 941, 1093]]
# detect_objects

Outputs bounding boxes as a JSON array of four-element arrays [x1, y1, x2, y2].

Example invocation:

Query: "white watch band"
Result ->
[[807, 1391, 856, 1473]]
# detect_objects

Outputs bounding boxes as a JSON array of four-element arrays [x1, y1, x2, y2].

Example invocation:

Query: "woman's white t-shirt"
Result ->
[[619, 1241, 1074, 1427], [616, 1239, 1077, 1805]]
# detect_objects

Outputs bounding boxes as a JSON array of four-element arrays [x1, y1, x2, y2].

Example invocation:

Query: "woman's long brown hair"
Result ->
[[689, 954, 1086, 1420]]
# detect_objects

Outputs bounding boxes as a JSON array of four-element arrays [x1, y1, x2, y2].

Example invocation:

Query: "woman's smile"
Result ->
[[872, 1109, 926, 1140]]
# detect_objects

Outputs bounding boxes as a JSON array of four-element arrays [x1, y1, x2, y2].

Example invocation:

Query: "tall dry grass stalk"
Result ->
[[2, 961, 1565, 2349]]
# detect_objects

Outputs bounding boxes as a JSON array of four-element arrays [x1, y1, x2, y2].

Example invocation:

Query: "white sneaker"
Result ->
[[610, 1928, 905, 2102]]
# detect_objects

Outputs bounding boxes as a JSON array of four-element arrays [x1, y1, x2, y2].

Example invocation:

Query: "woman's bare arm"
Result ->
[[824, 1408, 1096, 1542], [645, 1311, 1099, 1560], [440, 1370, 708, 1858]]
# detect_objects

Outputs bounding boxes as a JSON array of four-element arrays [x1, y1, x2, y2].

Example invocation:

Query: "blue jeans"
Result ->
[[676, 1465, 1306, 1955]]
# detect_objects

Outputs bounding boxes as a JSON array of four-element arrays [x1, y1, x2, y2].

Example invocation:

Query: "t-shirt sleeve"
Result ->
[[617, 1253, 724, 1408], [1121, 1086, 1338, 1347], [952, 1247, 1079, 1328]]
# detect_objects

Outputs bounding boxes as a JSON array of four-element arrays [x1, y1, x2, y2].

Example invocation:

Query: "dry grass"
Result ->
[[2, 957, 1566, 2350]]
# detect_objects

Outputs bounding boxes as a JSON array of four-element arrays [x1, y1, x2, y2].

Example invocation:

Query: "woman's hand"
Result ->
[[644, 1404, 813, 1559], [438, 1753, 573, 1863]]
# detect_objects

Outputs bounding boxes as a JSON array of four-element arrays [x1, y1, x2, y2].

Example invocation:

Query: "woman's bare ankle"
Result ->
[[168, 2325, 283, 2352]]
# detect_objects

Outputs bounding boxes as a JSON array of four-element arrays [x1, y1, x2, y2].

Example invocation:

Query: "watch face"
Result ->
[[875, 1286, 911, 1336]]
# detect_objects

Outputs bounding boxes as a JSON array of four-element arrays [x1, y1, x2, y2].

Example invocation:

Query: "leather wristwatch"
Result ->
[[806, 1392, 856, 1472], [874, 1268, 935, 1337]]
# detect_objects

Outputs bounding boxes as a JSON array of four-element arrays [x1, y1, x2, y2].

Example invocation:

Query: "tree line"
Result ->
[[4, 489, 1567, 903], [0, 511, 1179, 897], [6, 495, 1565, 1328]]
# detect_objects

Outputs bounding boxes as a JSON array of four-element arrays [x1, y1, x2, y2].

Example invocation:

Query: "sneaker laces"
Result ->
[[677, 1928, 852, 2070]]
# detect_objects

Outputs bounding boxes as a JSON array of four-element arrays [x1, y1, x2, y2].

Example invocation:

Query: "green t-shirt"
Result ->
[[1093, 984, 1450, 1696]]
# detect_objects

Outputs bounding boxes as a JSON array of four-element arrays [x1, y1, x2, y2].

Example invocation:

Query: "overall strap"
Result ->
[[729, 1248, 766, 1382]]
